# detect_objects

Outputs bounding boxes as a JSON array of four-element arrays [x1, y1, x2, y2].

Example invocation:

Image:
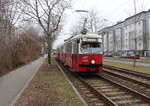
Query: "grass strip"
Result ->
[[104, 57, 150, 64], [104, 61, 150, 74], [44, 56, 56, 65], [15, 58, 84, 106]]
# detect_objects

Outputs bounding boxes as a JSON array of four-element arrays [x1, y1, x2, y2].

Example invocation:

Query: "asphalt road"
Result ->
[[0, 56, 45, 106], [104, 59, 150, 67]]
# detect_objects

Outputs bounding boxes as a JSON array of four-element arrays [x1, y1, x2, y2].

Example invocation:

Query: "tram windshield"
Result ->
[[80, 42, 103, 54]]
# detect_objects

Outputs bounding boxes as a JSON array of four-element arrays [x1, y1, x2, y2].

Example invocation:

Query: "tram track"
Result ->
[[57, 61, 106, 106], [56, 60, 150, 106], [86, 75, 150, 106], [103, 65, 150, 80], [103, 65, 150, 96]]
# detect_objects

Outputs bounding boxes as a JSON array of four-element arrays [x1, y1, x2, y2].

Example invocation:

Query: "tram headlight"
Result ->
[[91, 60, 95, 64]]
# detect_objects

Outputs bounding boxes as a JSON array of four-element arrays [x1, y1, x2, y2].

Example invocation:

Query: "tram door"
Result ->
[[72, 40, 79, 69]]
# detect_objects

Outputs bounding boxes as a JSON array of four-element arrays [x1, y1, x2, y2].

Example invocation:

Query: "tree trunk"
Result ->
[[47, 37, 52, 64], [48, 49, 51, 64]]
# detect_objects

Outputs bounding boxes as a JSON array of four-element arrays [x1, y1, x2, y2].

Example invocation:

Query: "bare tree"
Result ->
[[0, 0, 42, 75], [1, 0, 22, 39], [87, 9, 107, 32], [22, 0, 70, 64], [0, 0, 23, 72], [74, 9, 108, 34]]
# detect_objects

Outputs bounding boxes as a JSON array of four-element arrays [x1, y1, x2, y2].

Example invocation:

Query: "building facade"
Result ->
[[99, 10, 150, 57]]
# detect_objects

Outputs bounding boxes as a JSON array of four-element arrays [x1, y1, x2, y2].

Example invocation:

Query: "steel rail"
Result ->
[[103, 70, 150, 89], [57, 61, 118, 106], [74, 74, 119, 106], [99, 74, 150, 103], [57, 60, 150, 105], [103, 65, 150, 80]]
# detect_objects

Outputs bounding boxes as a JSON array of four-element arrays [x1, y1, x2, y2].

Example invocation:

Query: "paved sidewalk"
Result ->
[[104, 59, 150, 67], [0, 56, 45, 106]]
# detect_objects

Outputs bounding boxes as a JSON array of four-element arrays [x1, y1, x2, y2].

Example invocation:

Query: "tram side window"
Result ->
[[67, 43, 69, 53], [62, 46, 63, 53], [68, 42, 71, 53], [69, 44, 70, 53], [60, 47, 62, 53], [66, 42, 72, 53], [66, 43, 69, 53], [73, 42, 75, 54], [73, 41, 78, 54], [65, 44, 67, 53], [70, 42, 72, 53], [63, 45, 66, 53]]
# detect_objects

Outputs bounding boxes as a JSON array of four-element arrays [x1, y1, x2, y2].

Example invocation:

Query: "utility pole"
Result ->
[[133, 0, 137, 67]]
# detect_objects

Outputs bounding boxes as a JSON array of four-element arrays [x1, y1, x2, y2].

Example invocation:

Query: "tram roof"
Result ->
[[70, 33, 101, 40], [58, 33, 102, 48]]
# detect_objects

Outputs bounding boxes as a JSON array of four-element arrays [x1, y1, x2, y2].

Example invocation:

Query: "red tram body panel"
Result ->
[[74, 54, 102, 72]]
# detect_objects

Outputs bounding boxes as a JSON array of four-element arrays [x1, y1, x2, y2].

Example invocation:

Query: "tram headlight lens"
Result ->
[[91, 60, 95, 64]]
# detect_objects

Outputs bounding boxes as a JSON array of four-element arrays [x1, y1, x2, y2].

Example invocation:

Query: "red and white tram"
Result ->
[[56, 33, 103, 73]]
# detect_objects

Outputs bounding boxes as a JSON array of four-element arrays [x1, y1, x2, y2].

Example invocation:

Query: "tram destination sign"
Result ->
[[82, 38, 101, 42], [87, 38, 98, 42]]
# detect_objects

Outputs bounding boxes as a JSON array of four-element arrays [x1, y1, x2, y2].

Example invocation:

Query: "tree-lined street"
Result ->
[[0, 0, 150, 105]]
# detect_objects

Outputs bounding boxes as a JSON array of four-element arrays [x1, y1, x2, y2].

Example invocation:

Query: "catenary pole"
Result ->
[[133, 0, 137, 67]]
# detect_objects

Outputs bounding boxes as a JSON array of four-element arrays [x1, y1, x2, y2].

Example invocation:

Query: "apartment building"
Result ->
[[99, 10, 150, 57]]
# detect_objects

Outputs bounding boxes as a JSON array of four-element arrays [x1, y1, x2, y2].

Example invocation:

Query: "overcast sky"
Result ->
[[53, 0, 150, 49]]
